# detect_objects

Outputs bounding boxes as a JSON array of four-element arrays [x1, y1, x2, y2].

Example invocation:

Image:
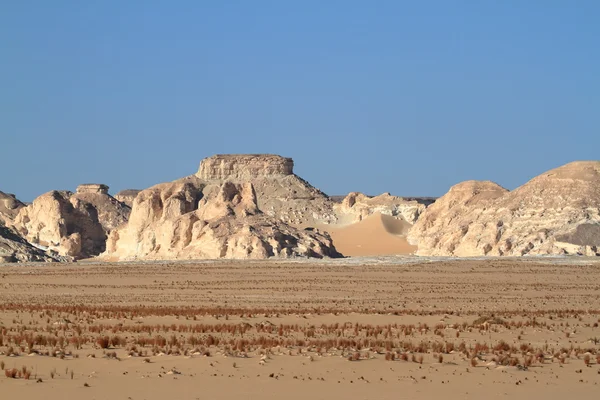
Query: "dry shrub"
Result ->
[[5, 368, 18, 378], [471, 358, 478, 367], [97, 336, 110, 349], [583, 354, 591, 365]]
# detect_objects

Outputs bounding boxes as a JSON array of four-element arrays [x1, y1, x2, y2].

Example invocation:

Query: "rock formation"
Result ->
[[102, 154, 434, 260], [197, 154, 337, 226], [114, 189, 141, 207], [408, 161, 600, 256], [0, 190, 26, 226], [0, 224, 62, 263], [12, 184, 130, 259], [104, 174, 340, 260], [198, 154, 294, 180], [334, 192, 427, 225]]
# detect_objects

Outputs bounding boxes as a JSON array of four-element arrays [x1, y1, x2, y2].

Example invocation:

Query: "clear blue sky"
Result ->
[[1, 1, 598, 201]]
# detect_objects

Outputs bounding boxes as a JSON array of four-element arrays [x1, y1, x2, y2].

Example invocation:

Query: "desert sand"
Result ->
[[323, 213, 416, 256], [2, 257, 600, 399]]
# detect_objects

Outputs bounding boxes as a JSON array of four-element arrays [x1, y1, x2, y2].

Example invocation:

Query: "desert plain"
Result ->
[[2, 257, 600, 399]]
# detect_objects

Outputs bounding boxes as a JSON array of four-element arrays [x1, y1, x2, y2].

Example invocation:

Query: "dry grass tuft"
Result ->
[[5, 368, 18, 379]]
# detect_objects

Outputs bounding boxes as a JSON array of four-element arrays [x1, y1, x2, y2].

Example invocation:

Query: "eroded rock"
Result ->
[[12, 184, 130, 259], [408, 161, 600, 256]]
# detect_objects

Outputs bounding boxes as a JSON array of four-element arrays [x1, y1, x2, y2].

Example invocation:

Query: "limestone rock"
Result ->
[[0, 190, 26, 226], [77, 184, 109, 195], [197, 154, 337, 226], [0, 224, 62, 263], [12, 184, 130, 259], [104, 175, 340, 260], [114, 189, 141, 207], [197, 154, 293, 180], [408, 161, 600, 256], [334, 192, 427, 225]]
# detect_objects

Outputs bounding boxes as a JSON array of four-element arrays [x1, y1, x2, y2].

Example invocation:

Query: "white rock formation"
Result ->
[[12, 184, 130, 259], [104, 175, 340, 260], [408, 161, 600, 256], [334, 192, 427, 225], [0, 191, 26, 226]]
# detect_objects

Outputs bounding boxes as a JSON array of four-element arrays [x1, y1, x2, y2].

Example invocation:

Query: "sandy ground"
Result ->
[[321, 213, 417, 256], [1, 257, 600, 399]]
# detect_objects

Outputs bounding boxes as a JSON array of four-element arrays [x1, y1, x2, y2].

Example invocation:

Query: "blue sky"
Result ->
[[1, 1, 598, 201]]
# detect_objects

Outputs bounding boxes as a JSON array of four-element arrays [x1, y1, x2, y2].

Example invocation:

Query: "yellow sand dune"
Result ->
[[324, 213, 416, 256]]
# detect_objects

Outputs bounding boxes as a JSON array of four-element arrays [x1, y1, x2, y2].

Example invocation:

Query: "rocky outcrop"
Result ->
[[408, 161, 600, 256], [196, 154, 336, 226], [12, 184, 130, 259], [334, 192, 427, 225], [197, 154, 294, 180], [104, 176, 340, 260], [0, 224, 62, 263], [114, 189, 141, 207], [0, 191, 26, 226], [77, 184, 109, 195]]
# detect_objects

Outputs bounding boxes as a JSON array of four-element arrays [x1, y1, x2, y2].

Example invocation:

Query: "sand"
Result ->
[[1, 257, 600, 399], [323, 213, 416, 256]]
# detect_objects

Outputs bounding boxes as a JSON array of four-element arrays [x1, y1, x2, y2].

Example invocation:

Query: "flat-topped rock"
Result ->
[[77, 183, 109, 195], [197, 154, 294, 181]]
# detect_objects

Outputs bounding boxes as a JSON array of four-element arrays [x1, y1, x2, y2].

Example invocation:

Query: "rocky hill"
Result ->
[[408, 161, 600, 256], [103, 174, 340, 260]]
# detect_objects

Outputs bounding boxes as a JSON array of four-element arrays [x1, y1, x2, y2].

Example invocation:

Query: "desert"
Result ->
[[1, 155, 600, 399], [1, 258, 600, 399], [4, 2, 598, 398]]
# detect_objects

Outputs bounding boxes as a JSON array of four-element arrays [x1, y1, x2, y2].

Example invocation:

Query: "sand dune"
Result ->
[[324, 213, 416, 256]]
